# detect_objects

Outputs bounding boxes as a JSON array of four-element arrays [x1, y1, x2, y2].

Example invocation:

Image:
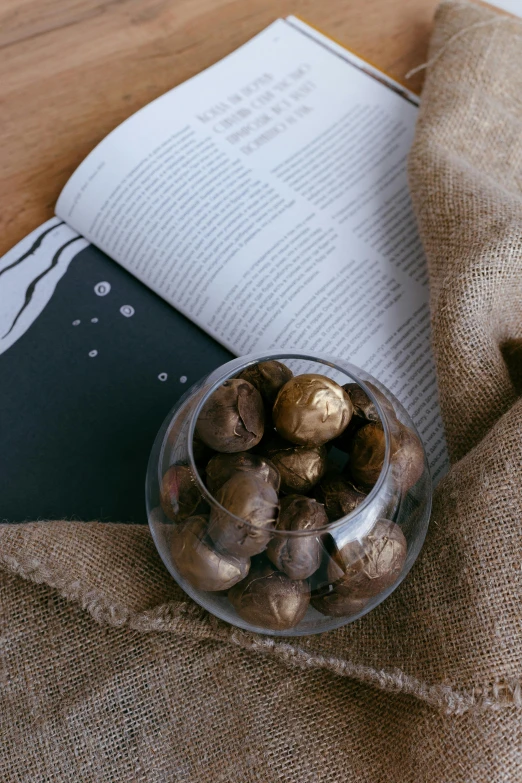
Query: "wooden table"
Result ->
[[0, 0, 443, 256]]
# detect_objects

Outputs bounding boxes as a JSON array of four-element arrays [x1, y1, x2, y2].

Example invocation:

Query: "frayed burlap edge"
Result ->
[[1, 523, 521, 718]]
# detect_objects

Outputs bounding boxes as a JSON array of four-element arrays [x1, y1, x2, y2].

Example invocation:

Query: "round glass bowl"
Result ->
[[146, 351, 432, 636]]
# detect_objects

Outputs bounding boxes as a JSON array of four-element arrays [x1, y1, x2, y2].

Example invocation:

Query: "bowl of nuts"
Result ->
[[146, 351, 432, 636]]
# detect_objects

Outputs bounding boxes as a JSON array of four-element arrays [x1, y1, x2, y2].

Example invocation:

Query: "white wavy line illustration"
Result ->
[[0, 218, 89, 356]]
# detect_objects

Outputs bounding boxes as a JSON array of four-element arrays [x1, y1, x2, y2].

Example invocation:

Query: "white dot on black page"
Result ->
[[94, 281, 111, 296]]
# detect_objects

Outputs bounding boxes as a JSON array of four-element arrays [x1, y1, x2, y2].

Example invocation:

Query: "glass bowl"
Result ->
[[146, 351, 432, 636]]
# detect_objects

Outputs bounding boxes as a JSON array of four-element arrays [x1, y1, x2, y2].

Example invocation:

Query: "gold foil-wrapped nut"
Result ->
[[206, 452, 280, 495], [263, 437, 327, 494], [311, 591, 369, 618], [209, 473, 278, 557], [315, 474, 367, 522], [348, 422, 386, 489], [196, 379, 264, 453], [238, 361, 293, 406], [327, 519, 407, 600], [267, 495, 327, 580], [273, 374, 353, 446], [228, 561, 310, 631], [160, 464, 203, 522], [392, 426, 424, 493], [171, 515, 249, 591]]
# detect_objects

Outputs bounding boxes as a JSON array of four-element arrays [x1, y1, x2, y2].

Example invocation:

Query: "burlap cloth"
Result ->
[[2, 2, 522, 780]]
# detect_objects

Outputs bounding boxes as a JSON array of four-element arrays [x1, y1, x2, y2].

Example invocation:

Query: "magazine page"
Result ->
[[56, 18, 448, 481], [0, 218, 88, 356]]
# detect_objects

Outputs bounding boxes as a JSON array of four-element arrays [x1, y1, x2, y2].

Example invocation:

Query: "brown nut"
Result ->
[[311, 591, 369, 618], [348, 422, 387, 489], [267, 495, 327, 580], [392, 426, 425, 493], [262, 436, 327, 494], [209, 473, 278, 557], [361, 382, 397, 420], [343, 383, 381, 425], [171, 515, 249, 591], [160, 464, 203, 522], [206, 452, 280, 495], [327, 519, 407, 600], [192, 430, 215, 466], [238, 361, 293, 406], [273, 374, 353, 446], [228, 561, 310, 631], [315, 474, 367, 522], [196, 379, 264, 453], [336, 382, 397, 451]]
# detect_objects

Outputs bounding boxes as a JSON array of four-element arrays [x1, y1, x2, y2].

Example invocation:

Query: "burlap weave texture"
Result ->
[[2, 2, 522, 780]]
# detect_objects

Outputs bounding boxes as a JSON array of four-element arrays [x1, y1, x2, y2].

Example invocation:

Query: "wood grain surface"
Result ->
[[0, 0, 442, 255]]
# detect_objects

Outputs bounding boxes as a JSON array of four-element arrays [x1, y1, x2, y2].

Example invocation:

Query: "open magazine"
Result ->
[[0, 17, 448, 521]]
